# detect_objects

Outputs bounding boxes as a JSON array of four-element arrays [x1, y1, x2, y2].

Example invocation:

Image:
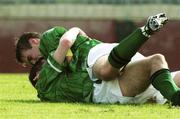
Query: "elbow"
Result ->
[[60, 38, 73, 48], [71, 27, 82, 33], [71, 27, 80, 30]]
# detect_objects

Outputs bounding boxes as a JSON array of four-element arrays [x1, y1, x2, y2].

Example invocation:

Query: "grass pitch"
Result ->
[[0, 74, 180, 119]]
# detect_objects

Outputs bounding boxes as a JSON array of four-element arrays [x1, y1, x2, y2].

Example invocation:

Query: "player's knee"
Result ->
[[151, 54, 165, 62], [150, 53, 167, 67]]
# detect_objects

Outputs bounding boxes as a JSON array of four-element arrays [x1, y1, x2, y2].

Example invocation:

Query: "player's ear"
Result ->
[[29, 38, 39, 45], [14, 37, 19, 46]]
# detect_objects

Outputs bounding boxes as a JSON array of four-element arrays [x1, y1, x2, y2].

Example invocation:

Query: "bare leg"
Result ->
[[93, 53, 168, 97], [118, 54, 168, 97], [172, 71, 180, 87], [92, 55, 120, 81]]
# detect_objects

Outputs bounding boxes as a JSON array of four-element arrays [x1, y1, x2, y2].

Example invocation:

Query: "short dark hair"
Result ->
[[15, 32, 40, 63], [29, 57, 45, 87]]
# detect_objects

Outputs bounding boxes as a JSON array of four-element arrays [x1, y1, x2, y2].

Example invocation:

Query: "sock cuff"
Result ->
[[108, 48, 131, 69], [150, 68, 170, 83]]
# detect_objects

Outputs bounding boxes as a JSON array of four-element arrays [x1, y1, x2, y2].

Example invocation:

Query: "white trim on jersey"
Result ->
[[47, 58, 62, 73]]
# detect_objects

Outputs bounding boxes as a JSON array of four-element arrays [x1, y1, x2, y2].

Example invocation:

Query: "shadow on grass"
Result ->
[[1, 99, 163, 108], [1, 99, 137, 106], [1, 99, 41, 104]]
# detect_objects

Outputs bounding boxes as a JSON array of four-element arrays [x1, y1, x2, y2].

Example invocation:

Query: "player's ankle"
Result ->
[[140, 26, 151, 38]]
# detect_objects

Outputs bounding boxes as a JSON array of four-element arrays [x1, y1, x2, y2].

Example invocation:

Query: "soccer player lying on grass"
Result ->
[[17, 13, 180, 105], [29, 57, 180, 105]]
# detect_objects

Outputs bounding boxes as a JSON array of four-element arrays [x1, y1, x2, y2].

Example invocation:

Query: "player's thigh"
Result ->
[[92, 55, 120, 80], [118, 58, 152, 97]]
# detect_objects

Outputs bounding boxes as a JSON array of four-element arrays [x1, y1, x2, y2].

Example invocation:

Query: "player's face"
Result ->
[[21, 47, 41, 67]]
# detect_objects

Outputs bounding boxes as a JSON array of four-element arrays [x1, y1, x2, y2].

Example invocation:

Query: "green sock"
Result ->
[[150, 69, 180, 101], [108, 28, 148, 68]]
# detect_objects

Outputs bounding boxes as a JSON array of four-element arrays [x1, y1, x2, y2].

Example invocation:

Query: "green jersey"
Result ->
[[35, 54, 94, 102], [39, 26, 67, 59], [39, 26, 102, 72], [36, 26, 102, 102]]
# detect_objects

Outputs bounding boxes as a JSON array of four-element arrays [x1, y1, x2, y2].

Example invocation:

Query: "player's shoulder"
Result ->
[[53, 26, 67, 31], [44, 26, 67, 34], [40, 26, 67, 41]]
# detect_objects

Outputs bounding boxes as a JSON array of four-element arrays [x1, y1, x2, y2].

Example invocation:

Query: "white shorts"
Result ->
[[87, 43, 177, 104]]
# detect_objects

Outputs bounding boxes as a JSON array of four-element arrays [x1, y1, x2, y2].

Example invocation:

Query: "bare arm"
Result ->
[[53, 27, 87, 64]]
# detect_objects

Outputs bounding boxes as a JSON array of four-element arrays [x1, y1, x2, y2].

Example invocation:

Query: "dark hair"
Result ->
[[29, 57, 45, 87], [15, 32, 40, 63]]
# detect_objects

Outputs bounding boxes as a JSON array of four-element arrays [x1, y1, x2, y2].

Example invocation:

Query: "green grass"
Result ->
[[1, 74, 180, 119]]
